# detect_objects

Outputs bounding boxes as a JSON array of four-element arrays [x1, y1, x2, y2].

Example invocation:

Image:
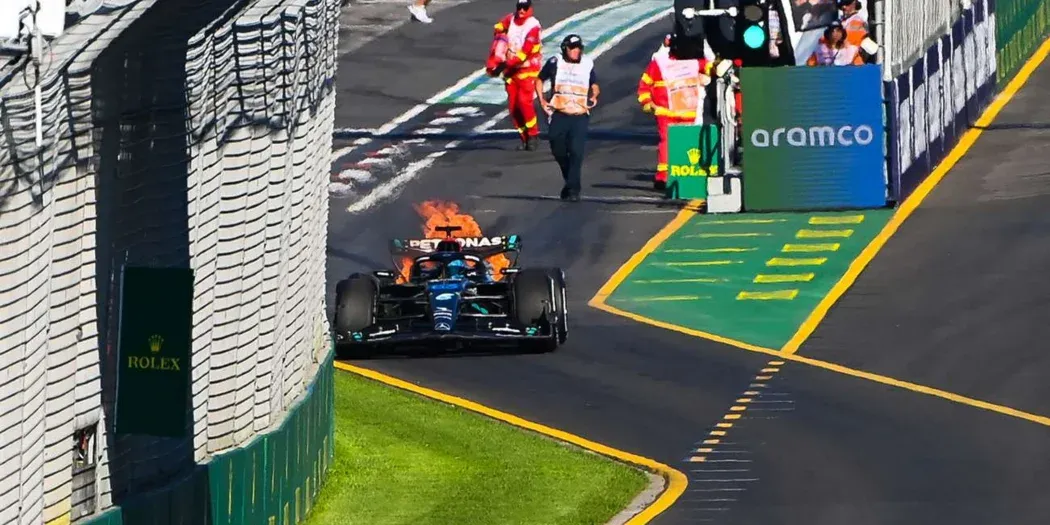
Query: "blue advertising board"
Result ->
[[741, 64, 887, 211]]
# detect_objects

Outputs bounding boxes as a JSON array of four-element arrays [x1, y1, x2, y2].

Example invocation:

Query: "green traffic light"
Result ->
[[743, 24, 766, 49]]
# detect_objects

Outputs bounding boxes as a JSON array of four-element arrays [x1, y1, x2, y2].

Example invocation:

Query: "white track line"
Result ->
[[345, 5, 674, 214], [335, 0, 640, 155], [345, 111, 508, 213]]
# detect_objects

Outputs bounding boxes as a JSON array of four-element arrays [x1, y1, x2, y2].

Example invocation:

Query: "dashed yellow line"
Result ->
[[688, 360, 785, 463], [766, 257, 827, 266], [662, 247, 757, 253], [809, 215, 865, 225], [631, 278, 727, 284], [753, 273, 814, 283], [688, 232, 772, 238], [611, 295, 709, 302], [782, 35, 1050, 360], [703, 218, 788, 224], [796, 229, 854, 239], [737, 290, 799, 301], [781, 243, 840, 252], [660, 260, 742, 266]]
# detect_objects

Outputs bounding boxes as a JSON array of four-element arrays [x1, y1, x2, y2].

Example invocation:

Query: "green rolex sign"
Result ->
[[115, 266, 194, 438], [666, 123, 720, 200]]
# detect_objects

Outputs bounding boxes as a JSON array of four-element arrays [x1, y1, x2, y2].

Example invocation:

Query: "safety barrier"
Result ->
[[1, 4, 161, 523], [883, 0, 997, 203], [881, 0, 1050, 204], [84, 347, 334, 525], [0, 0, 337, 522]]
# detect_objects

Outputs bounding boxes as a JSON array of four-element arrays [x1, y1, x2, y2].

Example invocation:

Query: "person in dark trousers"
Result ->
[[535, 34, 599, 202]]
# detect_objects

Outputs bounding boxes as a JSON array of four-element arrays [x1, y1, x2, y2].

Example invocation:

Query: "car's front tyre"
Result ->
[[334, 273, 379, 357], [536, 267, 568, 344], [511, 269, 559, 353]]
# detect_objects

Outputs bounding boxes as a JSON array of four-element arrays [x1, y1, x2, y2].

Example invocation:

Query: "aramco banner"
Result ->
[[115, 266, 194, 438], [741, 64, 886, 211]]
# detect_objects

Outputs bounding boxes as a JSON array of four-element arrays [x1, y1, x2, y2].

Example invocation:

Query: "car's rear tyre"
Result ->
[[511, 269, 558, 353], [334, 274, 378, 357]]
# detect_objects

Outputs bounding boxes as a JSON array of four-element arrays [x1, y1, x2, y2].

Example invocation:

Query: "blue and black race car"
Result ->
[[332, 226, 567, 355]]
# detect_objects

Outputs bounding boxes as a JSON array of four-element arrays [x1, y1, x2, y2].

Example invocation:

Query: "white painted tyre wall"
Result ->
[[0, 0, 336, 522]]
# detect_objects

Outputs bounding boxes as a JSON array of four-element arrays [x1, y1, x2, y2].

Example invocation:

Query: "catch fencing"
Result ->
[[0, 0, 337, 522], [882, 0, 966, 80]]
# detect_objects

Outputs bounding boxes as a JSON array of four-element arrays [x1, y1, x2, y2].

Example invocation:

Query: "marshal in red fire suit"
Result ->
[[493, 0, 543, 150], [637, 52, 714, 188]]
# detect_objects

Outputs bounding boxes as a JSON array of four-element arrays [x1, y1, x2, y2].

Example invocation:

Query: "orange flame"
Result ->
[[397, 200, 512, 282]]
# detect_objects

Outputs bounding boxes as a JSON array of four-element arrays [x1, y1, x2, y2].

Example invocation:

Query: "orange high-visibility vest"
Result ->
[[657, 55, 706, 116], [550, 55, 595, 115]]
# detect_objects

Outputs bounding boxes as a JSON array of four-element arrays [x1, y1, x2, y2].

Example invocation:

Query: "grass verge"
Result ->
[[305, 370, 650, 525]]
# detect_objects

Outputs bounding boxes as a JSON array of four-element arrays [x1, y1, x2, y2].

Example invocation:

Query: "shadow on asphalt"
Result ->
[[973, 122, 1050, 130]]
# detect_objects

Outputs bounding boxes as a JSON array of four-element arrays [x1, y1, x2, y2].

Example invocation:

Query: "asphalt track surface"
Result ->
[[329, 4, 1050, 524], [800, 59, 1050, 420]]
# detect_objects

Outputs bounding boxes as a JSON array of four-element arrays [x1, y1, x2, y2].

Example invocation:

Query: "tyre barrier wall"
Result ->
[[0, 0, 338, 523]]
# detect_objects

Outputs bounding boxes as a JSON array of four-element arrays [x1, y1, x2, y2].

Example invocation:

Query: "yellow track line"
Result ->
[[333, 362, 689, 523], [590, 200, 702, 306], [588, 37, 1050, 430], [781, 35, 1050, 356]]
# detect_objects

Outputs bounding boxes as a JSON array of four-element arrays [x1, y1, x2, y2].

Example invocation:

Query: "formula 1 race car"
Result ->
[[332, 226, 568, 355]]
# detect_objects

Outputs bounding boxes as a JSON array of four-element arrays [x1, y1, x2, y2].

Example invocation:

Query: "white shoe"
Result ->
[[408, 4, 433, 23]]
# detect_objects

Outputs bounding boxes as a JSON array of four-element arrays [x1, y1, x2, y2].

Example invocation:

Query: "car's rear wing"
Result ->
[[388, 235, 521, 259]]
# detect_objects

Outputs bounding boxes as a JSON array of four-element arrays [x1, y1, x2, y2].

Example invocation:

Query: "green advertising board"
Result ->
[[996, 0, 1050, 84], [115, 266, 194, 438], [84, 348, 335, 525], [666, 123, 719, 200]]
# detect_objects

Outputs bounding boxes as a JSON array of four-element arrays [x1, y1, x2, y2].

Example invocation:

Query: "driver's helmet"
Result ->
[[446, 259, 468, 278]]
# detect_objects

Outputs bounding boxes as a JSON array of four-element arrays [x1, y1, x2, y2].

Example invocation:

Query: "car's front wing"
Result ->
[[334, 319, 550, 346]]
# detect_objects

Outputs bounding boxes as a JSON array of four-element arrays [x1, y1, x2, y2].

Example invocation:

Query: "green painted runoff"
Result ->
[[607, 210, 892, 350]]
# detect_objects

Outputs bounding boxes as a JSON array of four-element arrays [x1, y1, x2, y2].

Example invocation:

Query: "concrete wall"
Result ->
[[0, 0, 337, 522]]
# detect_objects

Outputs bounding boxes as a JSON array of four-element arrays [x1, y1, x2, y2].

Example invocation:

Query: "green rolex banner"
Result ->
[[115, 266, 194, 438], [666, 123, 720, 200]]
